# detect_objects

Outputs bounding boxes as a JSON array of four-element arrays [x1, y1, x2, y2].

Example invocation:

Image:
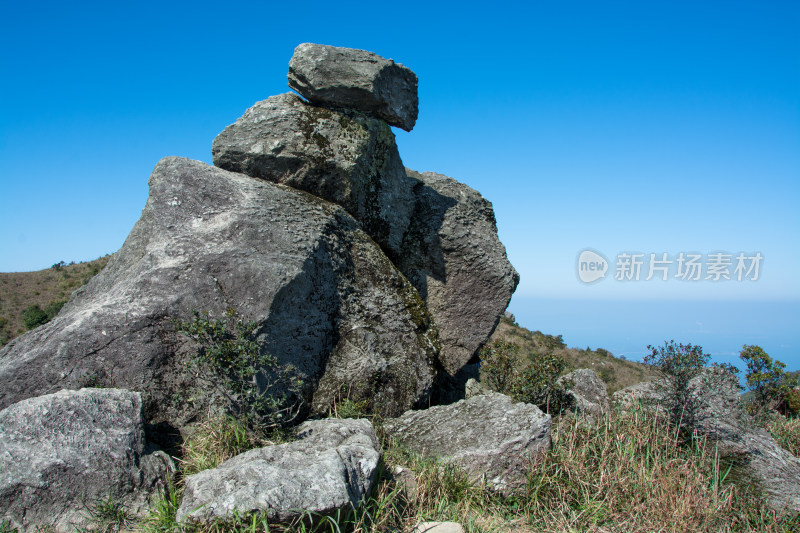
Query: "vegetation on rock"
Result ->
[[175, 310, 304, 435]]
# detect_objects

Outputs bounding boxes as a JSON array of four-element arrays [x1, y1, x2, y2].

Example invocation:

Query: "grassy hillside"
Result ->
[[489, 316, 656, 394], [0, 256, 110, 346]]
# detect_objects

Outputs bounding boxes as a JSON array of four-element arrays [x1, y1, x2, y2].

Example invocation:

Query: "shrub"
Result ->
[[21, 305, 48, 330], [175, 309, 304, 435], [644, 340, 709, 429], [480, 340, 571, 413]]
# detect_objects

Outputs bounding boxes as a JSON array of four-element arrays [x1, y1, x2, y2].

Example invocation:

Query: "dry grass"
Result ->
[[765, 413, 800, 457], [0, 255, 110, 345], [490, 317, 657, 394]]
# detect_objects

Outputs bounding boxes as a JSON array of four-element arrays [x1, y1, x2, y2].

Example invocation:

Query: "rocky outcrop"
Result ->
[[0, 388, 172, 532], [690, 368, 800, 513], [177, 418, 380, 523], [0, 157, 440, 429], [383, 393, 550, 493], [288, 43, 418, 131], [558, 368, 609, 420], [213, 95, 517, 380]]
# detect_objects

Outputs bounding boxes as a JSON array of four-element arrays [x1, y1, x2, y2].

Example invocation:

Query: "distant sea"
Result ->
[[507, 297, 800, 373]]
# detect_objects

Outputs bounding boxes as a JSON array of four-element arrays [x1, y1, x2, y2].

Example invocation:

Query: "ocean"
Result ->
[[507, 297, 800, 373]]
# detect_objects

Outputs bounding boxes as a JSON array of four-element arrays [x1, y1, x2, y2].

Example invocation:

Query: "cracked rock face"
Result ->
[[288, 43, 419, 131], [0, 157, 439, 429], [177, 418, 380, 523], [0, 388, 172, 532]]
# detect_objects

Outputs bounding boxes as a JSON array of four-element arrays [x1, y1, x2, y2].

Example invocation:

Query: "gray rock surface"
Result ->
[[177, 418, 380, 522], [558, 368, 609, 419], [689, 368, 800, 513], [212, 92, 518, 380], [411, 522, 465, 533], [400, 170, 519, 376], [0, 388, 172, 532], [288, 43, 418, 131], [0, 157, 439, 431], [212, 92, 415, 257], [383, 393, 551, 493], [464, 377, 490, 399]]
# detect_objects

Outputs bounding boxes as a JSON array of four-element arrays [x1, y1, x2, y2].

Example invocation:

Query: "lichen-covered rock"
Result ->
[[0, 157, 439, 432], [212, 92, 415, 257], [558, 368, 609, 420], [288, 43, 418, 131], [383, 393, 550, 493], [177, 418, 380, 523], [0, 388, 172, 532]]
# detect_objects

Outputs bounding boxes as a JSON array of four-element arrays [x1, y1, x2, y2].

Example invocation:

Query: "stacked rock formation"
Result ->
[[0, 44, 520, 530], [0, 43, 516, 437]]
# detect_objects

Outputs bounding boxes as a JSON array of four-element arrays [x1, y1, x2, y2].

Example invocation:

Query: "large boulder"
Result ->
[[400, 169, 519, 376], [557, 368, 609, 420], [0, 388, 172, 532], [0, 157, 440, 432], [690, 368, 800, 513], [177, 418, 380, 523], [211, 92, 415, 257], [383, 393, 551, 493], [288, 43, 418, 131]]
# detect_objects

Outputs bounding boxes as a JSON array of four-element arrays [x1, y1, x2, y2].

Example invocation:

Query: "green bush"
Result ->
[[175, 309, 304, 435], [480, 340, 571, 413], [21, 305, 48, 330], [644, 340, 709, 429]]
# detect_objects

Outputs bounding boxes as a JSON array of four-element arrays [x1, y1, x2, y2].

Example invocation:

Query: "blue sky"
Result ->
[[1, 1, 798, 367]]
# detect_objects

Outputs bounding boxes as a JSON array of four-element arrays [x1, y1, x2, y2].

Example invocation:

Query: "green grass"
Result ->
[[129, 407, 798, 533]]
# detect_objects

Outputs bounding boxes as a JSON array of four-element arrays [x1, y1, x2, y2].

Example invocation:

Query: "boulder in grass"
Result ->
[[177, 418, 380, 523], [383, 392, 550, 493], [0, 388, 172, 532]]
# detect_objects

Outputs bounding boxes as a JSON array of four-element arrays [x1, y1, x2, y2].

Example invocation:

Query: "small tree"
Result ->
[[740, 344, 786, 408], [644, 340, 709, 429]]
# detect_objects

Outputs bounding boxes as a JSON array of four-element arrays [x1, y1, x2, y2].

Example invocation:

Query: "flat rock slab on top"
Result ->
[[383, 392, 551, 493], [288, 43, 419, 131], [177, 418, 380, 523]]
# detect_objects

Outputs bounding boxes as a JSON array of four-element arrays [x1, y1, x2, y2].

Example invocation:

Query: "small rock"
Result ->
[[383, 392, 550, 493], [288, 43, 419, 131], [558, 368, 609, 420], [464, 377, 489, 399], [391, 465, 418, 500], [411, 522, 465, 533], [177, 418, 381, 523]]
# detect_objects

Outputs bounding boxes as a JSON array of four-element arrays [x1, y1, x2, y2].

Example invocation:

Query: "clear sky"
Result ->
[[1, 1, 798, 366]]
